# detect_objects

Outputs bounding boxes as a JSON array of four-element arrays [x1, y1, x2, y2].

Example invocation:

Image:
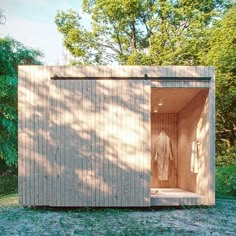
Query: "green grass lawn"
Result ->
[[0, 172, 18, 207], [0, 193, 18, 207], [0, 174, 236, 235], [0, 193, 236, 235]]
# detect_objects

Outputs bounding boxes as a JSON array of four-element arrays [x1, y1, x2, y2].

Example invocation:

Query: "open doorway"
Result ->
[[150, 88, 210, 205]]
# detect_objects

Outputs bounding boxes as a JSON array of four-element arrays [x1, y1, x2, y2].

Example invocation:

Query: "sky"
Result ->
[[0, 0, 89, 65]]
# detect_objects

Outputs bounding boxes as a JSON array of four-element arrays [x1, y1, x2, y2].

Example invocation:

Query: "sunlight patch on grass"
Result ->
[[0, 194, 18, 207]]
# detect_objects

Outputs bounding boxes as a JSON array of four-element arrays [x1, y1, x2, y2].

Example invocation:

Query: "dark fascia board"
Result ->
[[51, 76, 211, 81]]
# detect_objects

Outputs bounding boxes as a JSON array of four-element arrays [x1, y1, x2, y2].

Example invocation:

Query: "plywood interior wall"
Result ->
[[151, 113, 177, 188], [151, 88, 209, 193], [177, 89, 209, 195]]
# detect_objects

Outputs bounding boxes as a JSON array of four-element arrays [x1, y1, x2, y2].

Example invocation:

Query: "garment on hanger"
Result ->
[[191, 141, 199, 173], [154, 130, 173, 180]]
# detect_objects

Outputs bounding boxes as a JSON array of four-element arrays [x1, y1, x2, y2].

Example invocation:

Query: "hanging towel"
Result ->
[[191, 141, 199, 174], [154, 130, 173, 180]]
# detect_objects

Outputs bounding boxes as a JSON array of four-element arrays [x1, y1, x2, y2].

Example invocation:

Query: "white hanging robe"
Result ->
[[154, 130, 173, 180], [191, 141, 199, 174]]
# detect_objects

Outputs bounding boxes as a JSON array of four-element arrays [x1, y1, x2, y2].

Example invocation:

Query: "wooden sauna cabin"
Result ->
[[18, 66, 215, 207]]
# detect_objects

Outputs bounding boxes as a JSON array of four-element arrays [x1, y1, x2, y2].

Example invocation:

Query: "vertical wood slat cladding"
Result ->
[[208, 67, 215, 205], [18, 65, 214, 207], [18, 67, 24, 206], [18, 66, 49, 206], [49, 79, 150, 207], [143, 79, 151, 205], [151, 113, 177, 188]]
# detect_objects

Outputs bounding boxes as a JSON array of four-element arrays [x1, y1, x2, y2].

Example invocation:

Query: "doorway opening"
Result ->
[[150, 88, 209, 205]]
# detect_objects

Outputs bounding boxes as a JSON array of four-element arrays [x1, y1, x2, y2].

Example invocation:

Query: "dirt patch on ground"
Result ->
[[0, 196, 235, 235]]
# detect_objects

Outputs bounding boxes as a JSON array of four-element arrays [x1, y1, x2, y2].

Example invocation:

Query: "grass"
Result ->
[[0, 168, 235, 207], [0, 194, 235, 235], [216, 194, 236, 200], [0, 174, 18, 195], [0, 166, 18, 207], [0, 174, 236, 235], [0, 193, 18, 207]]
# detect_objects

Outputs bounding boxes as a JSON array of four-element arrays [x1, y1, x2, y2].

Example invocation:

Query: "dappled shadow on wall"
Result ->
[[19, 67, 150, 207]]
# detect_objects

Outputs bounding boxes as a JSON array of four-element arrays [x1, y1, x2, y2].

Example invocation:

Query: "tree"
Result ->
[[55, 0, 235, 149], [0, 37, 43, 167], [0, 9, 6, 25], [55, 0, 230, 65], [55, 1, 235, 151], [201, 5, 236, 157]]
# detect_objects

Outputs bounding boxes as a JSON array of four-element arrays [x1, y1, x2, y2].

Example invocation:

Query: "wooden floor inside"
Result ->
[[151, 188, 208, 206]]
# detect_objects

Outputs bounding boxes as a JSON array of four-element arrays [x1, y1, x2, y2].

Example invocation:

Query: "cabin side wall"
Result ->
[[208, 68, 215, 205], [18, 66, 153, 207], [18, 66, 50, 206], [18, 65, 215, 206]]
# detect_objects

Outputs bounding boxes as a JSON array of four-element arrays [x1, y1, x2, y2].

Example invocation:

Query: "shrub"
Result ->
[[216, 162, 236, 196]]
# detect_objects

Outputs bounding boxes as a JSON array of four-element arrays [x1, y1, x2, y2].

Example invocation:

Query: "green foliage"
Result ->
[[55, 1, 235, 156], [0, 74, 17, 166], [203, 5, 236, 74], [0, 37, 43, 167], [0, 37, 43, 77], [216, 162, 236, 196], [0, 174, 18, 195], [55, 0, 230, 65], [55, 2, 236, 196], [202, 5, 236, 153], [216, 146, 236, 167]]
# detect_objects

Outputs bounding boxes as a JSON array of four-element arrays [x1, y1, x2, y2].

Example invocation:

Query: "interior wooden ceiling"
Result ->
[[151, 88, 208, 113]]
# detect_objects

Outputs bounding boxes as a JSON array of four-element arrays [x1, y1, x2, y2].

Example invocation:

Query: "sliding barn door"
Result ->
[[49, 79, 151, 207]]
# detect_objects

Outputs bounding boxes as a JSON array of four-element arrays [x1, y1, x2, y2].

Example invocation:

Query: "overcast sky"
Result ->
[[0, 0, 89, 65]]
